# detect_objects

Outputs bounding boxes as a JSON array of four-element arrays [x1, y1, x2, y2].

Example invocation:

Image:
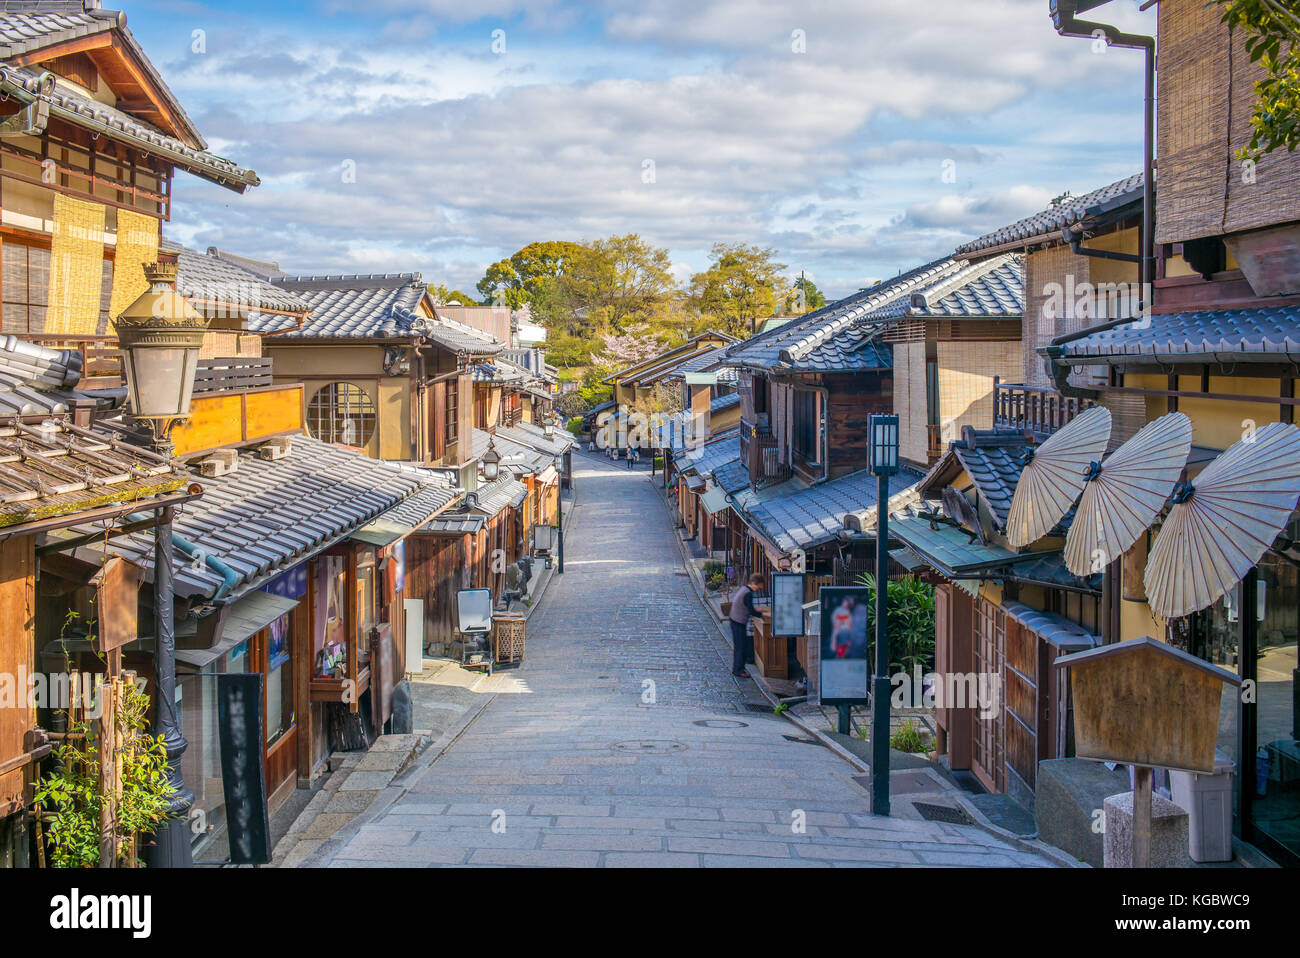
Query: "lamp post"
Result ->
[[868, 414, 899, 817], [554, 455, 565, 575], [115, 262, 210, 868]]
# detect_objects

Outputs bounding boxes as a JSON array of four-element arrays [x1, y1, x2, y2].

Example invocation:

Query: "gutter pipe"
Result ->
[[1047, 0, 1157, 400], [127, 511, 240, 604]]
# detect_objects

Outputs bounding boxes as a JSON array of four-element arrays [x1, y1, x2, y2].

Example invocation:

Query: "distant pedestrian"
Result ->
[[626, 448, 635, 469], [729, 573, 765, 677]]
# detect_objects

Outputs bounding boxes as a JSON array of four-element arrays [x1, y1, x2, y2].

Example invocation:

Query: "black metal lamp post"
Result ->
[[868, 414, 900, 817], [115, 263, 209, 868], [554, 455, 565, 575]]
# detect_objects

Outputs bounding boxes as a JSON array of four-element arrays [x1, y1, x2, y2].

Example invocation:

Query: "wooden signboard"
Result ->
[[89, 554, 143, 655]]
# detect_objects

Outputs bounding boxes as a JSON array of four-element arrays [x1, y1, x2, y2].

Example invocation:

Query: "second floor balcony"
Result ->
[[741, 418, 793, 490], [993, 379, 1095, 440]]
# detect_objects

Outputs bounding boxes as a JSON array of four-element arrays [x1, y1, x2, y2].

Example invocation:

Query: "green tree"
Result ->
[[784, 276, 827, 315], [1215, 0, 1300, 157], [688, 243, 788, 335], [476, 241, 587, 308], [428, 283, 477, 306]]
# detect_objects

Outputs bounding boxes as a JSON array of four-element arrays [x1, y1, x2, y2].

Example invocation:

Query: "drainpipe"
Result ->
[[128, 511, 240, 604], [1044, 3, 1156, 400], [1050, 1, 1155, 301]]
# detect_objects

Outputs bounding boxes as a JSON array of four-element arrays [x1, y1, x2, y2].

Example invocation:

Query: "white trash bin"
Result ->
[[1169, 750, 1235, 863]]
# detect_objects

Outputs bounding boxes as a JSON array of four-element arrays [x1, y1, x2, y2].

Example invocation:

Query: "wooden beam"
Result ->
[[10, 34, 113, 68]]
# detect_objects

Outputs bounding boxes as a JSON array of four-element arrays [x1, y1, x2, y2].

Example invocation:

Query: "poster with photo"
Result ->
[[770, 572, 806, 637], [819, 587, 870, 705]]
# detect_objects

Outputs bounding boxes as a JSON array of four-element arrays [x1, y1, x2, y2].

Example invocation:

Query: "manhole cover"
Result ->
[[692, 719, 748, 729], [914, 802, 971, 825], [613, 740, 687, 754]]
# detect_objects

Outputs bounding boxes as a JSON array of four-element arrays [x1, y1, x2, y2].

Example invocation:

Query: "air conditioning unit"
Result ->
[[199, 448, 240, 478], [257, 436, 293, 461]]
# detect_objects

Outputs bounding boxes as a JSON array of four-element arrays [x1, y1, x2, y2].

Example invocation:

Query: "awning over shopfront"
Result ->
[[700, 486, 731, 517], [891, 516, 1040, 578], [351, 481, 459, 547], [176, 591, 299, 671]]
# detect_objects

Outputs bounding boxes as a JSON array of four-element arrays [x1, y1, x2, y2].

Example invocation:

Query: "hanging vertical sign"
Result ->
[[217, 673, 270, 865]]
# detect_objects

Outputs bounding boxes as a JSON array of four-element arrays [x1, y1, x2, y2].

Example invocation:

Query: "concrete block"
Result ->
[[1035, 758, 1130, 867], [1103, 790, 1190, 869]]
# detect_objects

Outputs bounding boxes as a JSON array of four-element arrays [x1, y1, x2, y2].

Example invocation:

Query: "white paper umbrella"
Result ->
[[1006, 405, 1112, 548], [1145, 421, 1300, 620], [1064, 412, 1193, 577]]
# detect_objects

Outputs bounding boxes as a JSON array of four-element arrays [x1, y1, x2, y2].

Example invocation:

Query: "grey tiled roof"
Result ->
[[257, 275, 425, 338], [352, 479, 458, 546], [864, 255, 1023, 321], [497, 420, 576, 458], [1057, 306, 1300, 363], [722, 258, 958, 372], [174, 247, 309, 318], [679, 435, 741, 477], [659, 345, 739, 382], [710, 392, 740, 415], [725, 255, 1023, 375], [742, 468, 922, 554], [472, 359, 528, 383], [66, 435, 425, 601], [466, 474, 527, 518], [0, 3, 208, 151], [0, 63, 256, 190], [956, 173, 1144, 255], [711, 458, 749, 495], [0, 336, 119, 416], [950, 441, 1035, 532]]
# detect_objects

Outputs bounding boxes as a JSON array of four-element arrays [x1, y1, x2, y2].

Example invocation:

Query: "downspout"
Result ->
[[1048, 0, 1157, 401]]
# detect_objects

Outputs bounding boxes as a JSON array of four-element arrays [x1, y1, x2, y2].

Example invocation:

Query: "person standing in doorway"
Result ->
[[729, 573, 765, 677]]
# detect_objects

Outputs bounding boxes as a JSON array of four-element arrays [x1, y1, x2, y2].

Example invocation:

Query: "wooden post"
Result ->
[[1133, 765, 1153, 868]]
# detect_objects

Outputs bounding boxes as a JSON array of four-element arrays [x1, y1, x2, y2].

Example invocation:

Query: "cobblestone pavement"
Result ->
[[323, 455, 1051, 867]]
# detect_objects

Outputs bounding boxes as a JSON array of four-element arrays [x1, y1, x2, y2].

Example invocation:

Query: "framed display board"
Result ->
[[770, 572, 806, 637], [819, 586, 870, 706]]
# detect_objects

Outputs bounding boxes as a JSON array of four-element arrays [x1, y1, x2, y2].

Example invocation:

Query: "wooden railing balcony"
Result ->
[[193, 357, 274, 394], [501, 406, 523, 428], [993, 379, 1095, 439], [743, 419, 793, 490]]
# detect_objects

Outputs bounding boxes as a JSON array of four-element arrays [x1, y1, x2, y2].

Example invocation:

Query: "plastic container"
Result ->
[[1169, 750, 1236, 863]]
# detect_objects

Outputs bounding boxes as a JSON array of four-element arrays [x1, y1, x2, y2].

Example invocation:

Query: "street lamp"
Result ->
[[114, 263, 209, 451], [114, 262, 211, 869], [868, 414, 899, 817], [554, 454, 565, 575], [481, 440, 501, 481]]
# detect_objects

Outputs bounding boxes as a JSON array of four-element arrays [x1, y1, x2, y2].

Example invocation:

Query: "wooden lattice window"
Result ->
[[307, 382, 376, 447], [446, 380, 459, 445]]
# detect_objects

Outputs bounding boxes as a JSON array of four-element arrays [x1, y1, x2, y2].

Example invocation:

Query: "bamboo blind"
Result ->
[[1156, 0, 1300, 244], [108, 208, 160, 324], [46, 194, 106, 336]]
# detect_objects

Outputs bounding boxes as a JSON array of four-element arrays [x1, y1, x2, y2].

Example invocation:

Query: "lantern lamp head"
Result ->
[[868, 414, 900, 477], [481, 440, 501, 481], [113, 262, 210, 430]]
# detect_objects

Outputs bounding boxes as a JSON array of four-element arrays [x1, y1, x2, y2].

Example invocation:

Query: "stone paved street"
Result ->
[[321, 454, 1052, 867]]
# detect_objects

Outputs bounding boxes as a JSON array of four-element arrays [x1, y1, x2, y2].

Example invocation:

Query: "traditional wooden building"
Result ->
[[1042, 51, 1300, 867]]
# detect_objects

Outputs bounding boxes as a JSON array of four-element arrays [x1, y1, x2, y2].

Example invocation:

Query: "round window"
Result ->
[[307, 382, 376, 448]]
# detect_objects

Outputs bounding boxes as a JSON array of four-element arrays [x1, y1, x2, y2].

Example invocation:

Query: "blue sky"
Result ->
[[120, 0, 1157, 300]]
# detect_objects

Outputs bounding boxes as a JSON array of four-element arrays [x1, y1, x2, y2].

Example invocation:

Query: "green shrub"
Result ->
[[855, 573, 936, 674], [889, 720, 930, 754]]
